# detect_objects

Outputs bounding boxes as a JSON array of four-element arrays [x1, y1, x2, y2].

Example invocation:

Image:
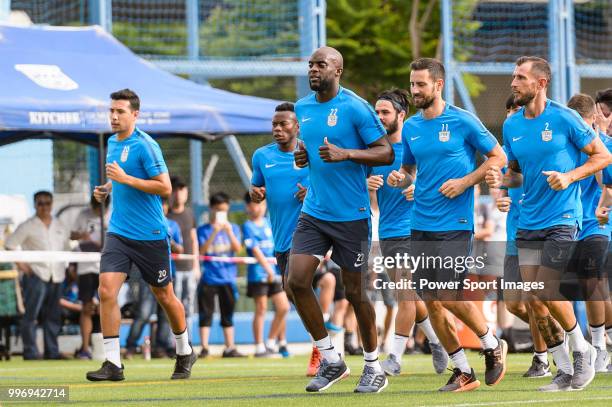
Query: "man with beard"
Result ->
[[367, 88, 448, 376], [387, 58, 508, 392], [486, 57, 609, 391], [290, 46, 393, 393], [249, 102, 308, 359]]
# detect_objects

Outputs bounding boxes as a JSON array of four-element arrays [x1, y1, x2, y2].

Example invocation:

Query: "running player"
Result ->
[[486, 57, 609, 391], [366, 88, 448, 376], [290, 46, 393, 393], [567, 93, 611, 373], [496, 95, 551, 379], [387, 58, 508, 392], [86, 89, 196, 381], [250, 102, 309, 360]]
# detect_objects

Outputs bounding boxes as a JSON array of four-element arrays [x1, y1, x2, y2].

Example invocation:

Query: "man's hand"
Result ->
[[439, 178, 469, 198], [542, 170, 572, 191], [402, 184, 415, 201], [16, 262, 33, 276], [250, 185, 266, 203], [485, 165, 503, 188], [93, 184, 110, 203], [387, 170, 405, 188], [367, 175, 384, 192], [266, 270, 276, 283], [496, 196, 512, 213], [106, 161, 129, 184], [294, 140, 309, 168], [295, 183, 307, 202], [319, 137, 349, 162], [596, 206, 610, 225]]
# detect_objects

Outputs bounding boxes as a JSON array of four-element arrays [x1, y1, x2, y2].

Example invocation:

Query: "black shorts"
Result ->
[[516, 226, 576, 272], [291, 213, 370, 273], [376, 236, 412, 305], [247, 281, 283, 298], [503, 255, 521, 284], [410, 230, 473, 298], [197, 283, 235, 327], [568, 235, 609, 279], [77, 273, 99, 303], [275, 250, 290, 277], [100, 233, 172, 287]]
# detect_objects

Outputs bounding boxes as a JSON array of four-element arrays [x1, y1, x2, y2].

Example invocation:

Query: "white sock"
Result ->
[[266, 339, 277, 351], [174, 329, 192, 356], [606, 326, 612, 341], [256, 342, 266, 353], [550, 342, 573, 375], [478, 328, 499, 350], [566, 323, 588, 353], [103, 336, 121, 368], [449, 348, 470, 374], [314, 336, 340, 363], [534, 351, 548, 364], [364, 349, 383, 373], [416, 317, 440, 345], [390, 334, 409, 362], [279, 339, 287, 347], [323, 313, 330, 322], [590, 324, 606, 349]]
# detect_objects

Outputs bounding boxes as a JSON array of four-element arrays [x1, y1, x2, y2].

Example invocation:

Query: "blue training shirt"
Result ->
[[503, 100, 596, 230], [106, 128, 168, 241], [243, 218, 279, 283], [402, 103, 498, 232], [167, 218, 182, 276], [502, 158, 524, 256], [370, 142, 412, 239], [197, 223, 241, 285], [579, 133, 612, 239], [295, 87, 387, 222], [251, 142, 309, 252]]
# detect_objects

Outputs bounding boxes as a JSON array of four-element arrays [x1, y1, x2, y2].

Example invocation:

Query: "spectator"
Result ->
[[5, 191, 70, 360], [595, 88, 612, 136], [243, 192, 290, 357], [70, 194, 109, 359], [168, 176, 199, 326], [196, 192, 243, 358]]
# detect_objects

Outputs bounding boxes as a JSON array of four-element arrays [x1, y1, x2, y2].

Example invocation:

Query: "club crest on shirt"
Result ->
[[541, 122, 552, 142], [120, 146, 130, 162], [439, 123, 450, 142], [327, 108, 338, 127]]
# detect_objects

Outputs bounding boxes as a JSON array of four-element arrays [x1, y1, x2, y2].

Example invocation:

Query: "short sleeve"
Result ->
[[567, 109, 596, 150], [401, 126, 416, 165], [463, 112, 497, 155], [197, 225, 210, 246], [251, 150, 264, 187], [502, 123, 516, 162], [352, 99, 386, 146], [141, 139, 168, 178], [243, 223, 256, 249]]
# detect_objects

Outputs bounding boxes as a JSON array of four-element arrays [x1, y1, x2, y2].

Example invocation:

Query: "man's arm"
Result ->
[[190, 228, 199, 272], [440, 144, 507, 199], [318, 136, 394, 166], [106, 162, 172, 197], [543, 137, 610, 191]]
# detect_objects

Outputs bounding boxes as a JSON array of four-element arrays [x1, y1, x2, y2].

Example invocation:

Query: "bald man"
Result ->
[[290, 46, 393, 393]]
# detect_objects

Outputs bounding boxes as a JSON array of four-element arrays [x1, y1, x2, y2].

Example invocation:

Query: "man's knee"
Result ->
[[288, 273, 311, 293], [505, 300, 526, 317], [98, 285, 116, 303]]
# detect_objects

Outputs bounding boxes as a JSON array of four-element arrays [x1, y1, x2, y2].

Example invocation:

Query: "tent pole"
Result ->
[[222, 135, 252, 190], [98, 133, 106, 247]]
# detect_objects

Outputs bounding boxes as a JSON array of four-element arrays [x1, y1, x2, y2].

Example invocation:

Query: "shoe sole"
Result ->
[[570, 347, 597, 390], [487, 339, 508, 386], [86, 375, 125, 382], [524, 371, 553, 379], [538, 385, 571, 392], [382, 369, 400, 377], [306, 366, 350, 392], [439, 379, 480, 392]]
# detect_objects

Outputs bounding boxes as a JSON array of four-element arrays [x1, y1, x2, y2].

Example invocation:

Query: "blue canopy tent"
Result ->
[[0, 23, 281, 220]]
